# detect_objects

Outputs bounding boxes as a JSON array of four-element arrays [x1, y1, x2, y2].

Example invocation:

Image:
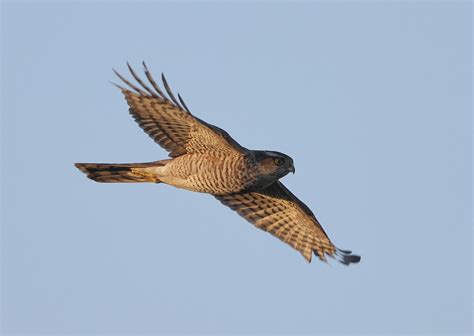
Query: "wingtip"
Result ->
[[112, 68, 127, 84], [335, 248, 361, 265], [109, 80, 126, 91], [337, 248, 352, 254]]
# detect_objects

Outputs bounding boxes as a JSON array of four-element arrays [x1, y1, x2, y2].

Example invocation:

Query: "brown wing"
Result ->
[[113, 63, 246, 157], [216, 181, 361, 264]]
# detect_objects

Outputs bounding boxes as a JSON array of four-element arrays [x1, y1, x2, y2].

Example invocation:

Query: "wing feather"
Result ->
[[216, 181, 361, 264], [114, 63, 246, 157]]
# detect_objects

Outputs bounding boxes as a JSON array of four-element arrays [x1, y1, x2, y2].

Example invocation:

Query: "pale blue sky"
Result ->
[[1, 1, 472, 335]]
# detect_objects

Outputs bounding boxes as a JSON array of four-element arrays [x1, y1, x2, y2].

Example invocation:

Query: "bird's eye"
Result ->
[[274, 157, 285, 166]]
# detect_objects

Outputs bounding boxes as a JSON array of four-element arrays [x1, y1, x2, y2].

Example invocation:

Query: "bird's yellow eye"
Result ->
[[274, 157, 285, 166]]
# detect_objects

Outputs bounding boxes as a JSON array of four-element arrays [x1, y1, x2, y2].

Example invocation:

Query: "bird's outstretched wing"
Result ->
[[216, 181, 361, 264], [113, 63, 246, 157]]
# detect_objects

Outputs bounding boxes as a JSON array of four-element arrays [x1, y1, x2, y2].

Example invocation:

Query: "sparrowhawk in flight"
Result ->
[[75, 63, 361, 265]]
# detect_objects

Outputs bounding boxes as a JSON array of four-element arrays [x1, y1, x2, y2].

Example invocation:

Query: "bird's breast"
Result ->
[[159, 153, 255, 195]]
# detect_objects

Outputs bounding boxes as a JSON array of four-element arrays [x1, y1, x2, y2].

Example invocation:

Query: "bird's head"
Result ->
[[251, 150, 295, 188]]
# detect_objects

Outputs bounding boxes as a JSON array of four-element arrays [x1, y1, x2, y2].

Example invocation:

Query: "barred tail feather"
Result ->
[[75, 162, 163, 183]]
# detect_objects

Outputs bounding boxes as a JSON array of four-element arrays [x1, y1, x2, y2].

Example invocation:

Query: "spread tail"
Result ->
[[75, 161, 164, 183]]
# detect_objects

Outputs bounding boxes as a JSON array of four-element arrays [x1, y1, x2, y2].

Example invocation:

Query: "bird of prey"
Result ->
[[75, 63, 361, 265]]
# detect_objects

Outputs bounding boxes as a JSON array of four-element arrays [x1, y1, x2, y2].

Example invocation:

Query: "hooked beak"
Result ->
[[289, 165, 295, 174]]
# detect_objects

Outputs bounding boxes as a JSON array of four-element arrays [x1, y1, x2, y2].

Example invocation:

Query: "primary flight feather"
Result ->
[[75, 63, 361, 265]]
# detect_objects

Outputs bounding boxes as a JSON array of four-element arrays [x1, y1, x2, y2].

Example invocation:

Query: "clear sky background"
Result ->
[[1, 1, 472, 335]]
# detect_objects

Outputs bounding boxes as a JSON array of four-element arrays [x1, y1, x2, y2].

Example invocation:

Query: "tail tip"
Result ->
[[75, 163, 89, 174]]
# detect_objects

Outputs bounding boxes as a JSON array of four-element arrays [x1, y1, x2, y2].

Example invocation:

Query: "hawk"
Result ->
[[75, 63, 361, 265]]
